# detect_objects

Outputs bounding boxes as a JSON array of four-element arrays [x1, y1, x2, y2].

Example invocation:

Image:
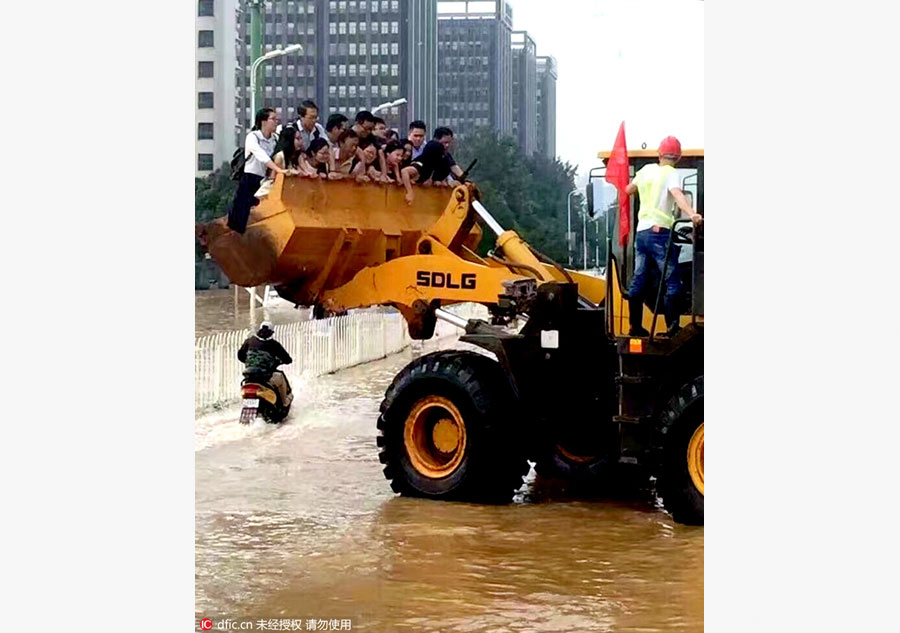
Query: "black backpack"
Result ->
[[230, 145, 248, 181]]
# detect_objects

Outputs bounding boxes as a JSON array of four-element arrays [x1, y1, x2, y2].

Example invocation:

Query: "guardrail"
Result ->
[[194, 304, 485, 411]]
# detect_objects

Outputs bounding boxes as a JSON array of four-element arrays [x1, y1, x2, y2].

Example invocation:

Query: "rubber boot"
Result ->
[[628, 296, 649, 337]]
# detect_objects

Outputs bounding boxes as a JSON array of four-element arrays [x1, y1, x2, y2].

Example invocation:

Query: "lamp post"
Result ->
[[248, 44, 304, 126], [566, 189, 578, 266], [370, 97, 407, 115], [246, 43, 302, 324]]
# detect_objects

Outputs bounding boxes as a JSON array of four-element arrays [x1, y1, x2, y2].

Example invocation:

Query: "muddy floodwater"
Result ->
[[195, 337, 703, 632]]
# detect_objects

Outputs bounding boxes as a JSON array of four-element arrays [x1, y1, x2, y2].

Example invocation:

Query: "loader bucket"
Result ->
[[205, 175, 481, 306]]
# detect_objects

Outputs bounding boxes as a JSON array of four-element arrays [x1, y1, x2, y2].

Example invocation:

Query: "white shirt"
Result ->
[[634, 163, 682, 232], [243, 130, 278, 177], [410, 144, 425, 160], [298, 122, 327, 150]]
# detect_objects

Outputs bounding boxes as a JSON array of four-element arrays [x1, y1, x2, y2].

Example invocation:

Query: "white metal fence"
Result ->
[[195, 304, 485, 411]]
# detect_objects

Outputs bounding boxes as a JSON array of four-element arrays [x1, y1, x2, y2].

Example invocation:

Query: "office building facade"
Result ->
[[511, 30, 536, 156], [196, 0, 239, 177], [536, 54, 557, 159], [234, 0, 437, 137], [436, 0, 513, 140]]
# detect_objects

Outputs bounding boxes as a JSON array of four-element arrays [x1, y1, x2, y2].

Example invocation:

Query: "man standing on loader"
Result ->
[[624, 136, 703, 337]]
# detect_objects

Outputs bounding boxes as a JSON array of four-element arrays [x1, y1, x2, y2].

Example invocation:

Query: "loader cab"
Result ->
[[588, 149, 704, 339]]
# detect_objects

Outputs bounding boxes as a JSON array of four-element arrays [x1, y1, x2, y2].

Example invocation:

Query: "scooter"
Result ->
[[239, 369, 293, 424]]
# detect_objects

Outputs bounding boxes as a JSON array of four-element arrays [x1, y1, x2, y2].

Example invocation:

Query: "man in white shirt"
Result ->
[[407, 120, 427, 160], [295, 100, 327, 150], [227, 108, 289, 234], [623, 136, 702, 337]]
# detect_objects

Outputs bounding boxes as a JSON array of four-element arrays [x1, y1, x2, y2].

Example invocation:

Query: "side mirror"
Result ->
[[586, 182, 607, 219]]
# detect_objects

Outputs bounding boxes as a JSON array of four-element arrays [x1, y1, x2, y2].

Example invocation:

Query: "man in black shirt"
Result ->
[[400, 127, 462, 205], [237, 321, 293, 404]]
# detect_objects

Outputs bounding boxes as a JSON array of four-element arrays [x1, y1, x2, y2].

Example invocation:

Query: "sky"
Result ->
[[508, 0, 705, 183]]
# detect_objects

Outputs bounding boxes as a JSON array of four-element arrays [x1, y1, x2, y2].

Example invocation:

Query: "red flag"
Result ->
[[605, 122, 631, 246]]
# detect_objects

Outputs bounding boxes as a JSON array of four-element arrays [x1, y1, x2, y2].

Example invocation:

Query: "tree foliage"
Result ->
[[455, 128, 591, 264], [195, 163, 236, 225]]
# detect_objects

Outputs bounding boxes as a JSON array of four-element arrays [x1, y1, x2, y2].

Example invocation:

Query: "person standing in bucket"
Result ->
[[227, 108, 289, 234], [624, 136, 703, 337]]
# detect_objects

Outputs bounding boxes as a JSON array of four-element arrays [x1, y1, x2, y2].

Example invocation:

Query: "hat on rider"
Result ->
[[257, 321, 274, 339], [658, 136, 682, 160]]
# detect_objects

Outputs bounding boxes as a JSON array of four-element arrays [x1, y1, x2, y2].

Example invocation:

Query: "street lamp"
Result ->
[[246, 43, 302, 323], [370, 97, 407, 115], [249, 44, 304, 125], [566, 189, 578, 266]]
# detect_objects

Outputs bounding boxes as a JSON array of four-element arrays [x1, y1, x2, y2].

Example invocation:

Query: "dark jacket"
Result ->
[[238, 335, 292, 374]]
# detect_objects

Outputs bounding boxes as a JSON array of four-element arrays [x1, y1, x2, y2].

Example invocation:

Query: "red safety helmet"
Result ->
[[658, 136, 682, 159]]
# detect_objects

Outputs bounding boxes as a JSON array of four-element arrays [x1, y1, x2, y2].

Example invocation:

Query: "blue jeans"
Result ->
[[628, 229, 681, 330]]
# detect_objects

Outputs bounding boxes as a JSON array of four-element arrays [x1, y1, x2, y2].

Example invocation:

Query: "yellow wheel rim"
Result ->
[[557, 444, 601, 464], [687, 422, 704, 495], [404, 396, 467, 479]]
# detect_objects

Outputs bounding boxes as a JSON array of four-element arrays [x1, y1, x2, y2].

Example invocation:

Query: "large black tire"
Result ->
[[656, 376, 704, 525], [533, 434, 613, 484], [377, 351, 530, 503]]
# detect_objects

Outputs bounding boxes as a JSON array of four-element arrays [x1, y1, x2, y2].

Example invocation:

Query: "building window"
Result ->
[[339, 22, 346, 34], [349, 64, 357, 76], [391, 21, 398, 34], [198, 0, 214, 16], [371, 65, 378, 76], [349, 22, 356, 34], [381, 85, 389, 97], [198, 92, 214, 108], [380, 43, 388, 55], [198, 30, 214, 47], [391, 0, 398, 10], [339, 86, 346, 96], [198, 61, 214, 78], [307, 2, 315, 12], [339, 64, 346, 76], [329, 23, 336, 34], [349, 43, 357, 55], [359, 64, 367, 74], [198, 154, 214, 171], [391, 42, 398, 55], [349, 85, 357, 96], [380, 63, 388, 74], [329, 85, 337, 95], [381, 22, 388, 34], [360, 22, 367, 33], [359, 43, 367, 55], [329, 64, 337, 75], [391, 63, 398, 76], [198, 122, 214, 140], [371, 21, 377, 31]]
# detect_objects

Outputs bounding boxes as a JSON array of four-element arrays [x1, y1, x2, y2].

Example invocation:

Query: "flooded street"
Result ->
[[195, 334, 703, 631]]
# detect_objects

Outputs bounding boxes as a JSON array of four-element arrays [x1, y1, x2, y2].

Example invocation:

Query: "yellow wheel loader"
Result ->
[[204, 152, 704, 525]]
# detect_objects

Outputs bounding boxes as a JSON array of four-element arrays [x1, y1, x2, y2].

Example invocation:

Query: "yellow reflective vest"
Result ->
[[635, 163, 677, 230]]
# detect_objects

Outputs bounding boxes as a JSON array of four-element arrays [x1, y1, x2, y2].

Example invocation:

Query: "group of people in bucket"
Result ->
[[227, 100, 466, 235]]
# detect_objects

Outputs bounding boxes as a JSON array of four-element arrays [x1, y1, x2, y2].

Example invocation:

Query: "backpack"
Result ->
[[231, 130, 277, 181], [229, 145, 247, 181]]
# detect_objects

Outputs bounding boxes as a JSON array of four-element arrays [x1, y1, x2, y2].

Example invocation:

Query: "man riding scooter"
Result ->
[[237, 321, 294, 422]]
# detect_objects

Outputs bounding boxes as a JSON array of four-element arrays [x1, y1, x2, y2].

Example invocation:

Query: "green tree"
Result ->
[[195, 162, 236, 225], [195, 162, 236, 262], [455, 129, 594, 265]]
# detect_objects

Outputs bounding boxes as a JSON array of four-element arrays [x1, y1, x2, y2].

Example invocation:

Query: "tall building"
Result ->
[[436, 0, 513, 140], [234, 0, 437, 137], [510, 30, 536, 156], [196, 0, 239, 177], [536, 54, 557, 159]]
